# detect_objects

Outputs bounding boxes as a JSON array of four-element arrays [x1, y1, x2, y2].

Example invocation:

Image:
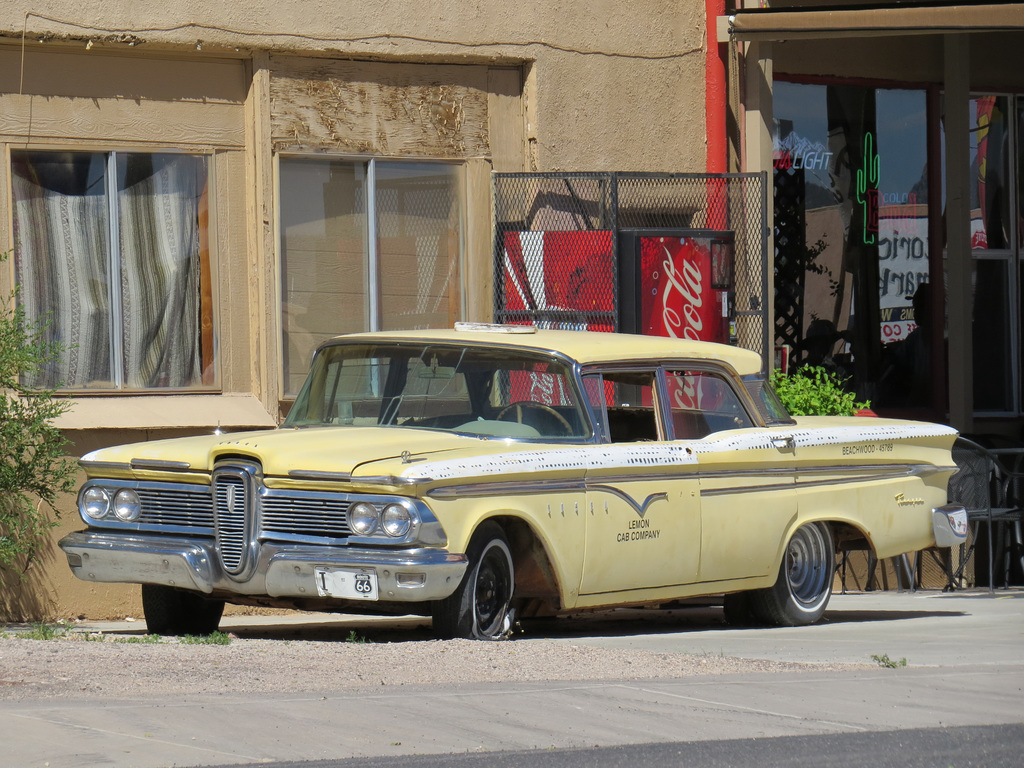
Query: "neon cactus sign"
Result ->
[[856, 132, 880, 245]]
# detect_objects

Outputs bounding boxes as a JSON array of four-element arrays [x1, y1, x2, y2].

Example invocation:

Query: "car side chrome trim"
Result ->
[[347, 475, 424, 486], [130, 459, 194, 471], [426, 462, 952, 500], [79, 460, 132, 472], [428, 479, 587, 499], [700, 463, 947, 497], [287, 470, 353, 482]]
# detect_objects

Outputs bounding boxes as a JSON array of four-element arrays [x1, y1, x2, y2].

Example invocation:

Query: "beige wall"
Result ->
[[1, 1, 707, 172]]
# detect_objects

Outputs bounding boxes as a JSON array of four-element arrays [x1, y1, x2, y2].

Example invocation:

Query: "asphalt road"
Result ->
[[2, 590, 1022, 768], [205, 724, 1024, 768]]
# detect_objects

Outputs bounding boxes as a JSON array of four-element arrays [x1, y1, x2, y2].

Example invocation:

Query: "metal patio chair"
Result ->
[[946, 437, 1024, 591]]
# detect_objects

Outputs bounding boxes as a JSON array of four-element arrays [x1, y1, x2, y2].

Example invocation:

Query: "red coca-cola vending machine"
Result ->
[[619, 230, 736, 344]]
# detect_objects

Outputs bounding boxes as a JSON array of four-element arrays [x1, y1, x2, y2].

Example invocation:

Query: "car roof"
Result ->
[[323, 326, 765, 376]]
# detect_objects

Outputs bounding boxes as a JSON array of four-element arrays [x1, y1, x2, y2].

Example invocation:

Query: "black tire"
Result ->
[[432, 522, 515, 640], [750, 522, 835, 627], [141, 584, 225, 636]]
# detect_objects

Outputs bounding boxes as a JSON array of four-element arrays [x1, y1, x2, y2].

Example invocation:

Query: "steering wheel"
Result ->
[[497, 401, 573, 436]]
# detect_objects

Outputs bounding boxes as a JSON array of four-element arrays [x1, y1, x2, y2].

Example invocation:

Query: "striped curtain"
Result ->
[[11, 152, 209, 390], [118, 155, 206, 388], [11, 153, 112, 389]]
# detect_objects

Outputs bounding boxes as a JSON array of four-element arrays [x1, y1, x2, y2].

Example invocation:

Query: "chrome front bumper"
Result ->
[[59, 530, 468, 602]]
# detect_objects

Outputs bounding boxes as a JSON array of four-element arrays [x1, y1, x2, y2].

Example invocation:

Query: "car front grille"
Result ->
[[213, 467, 251, 574], [136, 487, 214, 529], [261, 494, 353, 540], [110, 468, 360, 570]]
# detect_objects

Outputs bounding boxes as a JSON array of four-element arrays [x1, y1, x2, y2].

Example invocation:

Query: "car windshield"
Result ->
[[284, 342, 593, 441], [742, 374, 796, 425]]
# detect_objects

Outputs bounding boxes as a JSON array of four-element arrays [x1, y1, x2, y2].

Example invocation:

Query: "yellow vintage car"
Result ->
[[60, 325, 967, 639]]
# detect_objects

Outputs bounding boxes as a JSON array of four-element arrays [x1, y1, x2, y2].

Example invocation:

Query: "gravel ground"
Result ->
[[0, 624, 848, 701]]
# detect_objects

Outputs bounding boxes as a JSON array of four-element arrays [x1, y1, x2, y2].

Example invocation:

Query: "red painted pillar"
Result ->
[[706, 0, 728, 175], [706, 0, 728, 230]]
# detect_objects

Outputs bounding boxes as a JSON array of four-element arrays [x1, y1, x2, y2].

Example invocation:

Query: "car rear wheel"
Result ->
[[751, 521, 835, 627], [432, 522, 515, 640], [141, 584, 225, 636]]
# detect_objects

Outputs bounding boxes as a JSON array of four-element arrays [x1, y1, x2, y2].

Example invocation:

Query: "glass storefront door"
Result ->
[[773, 81, 935, 414]]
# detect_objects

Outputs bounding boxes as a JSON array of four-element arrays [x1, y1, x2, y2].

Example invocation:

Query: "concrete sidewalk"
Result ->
[[2, 590, 1022, 768]]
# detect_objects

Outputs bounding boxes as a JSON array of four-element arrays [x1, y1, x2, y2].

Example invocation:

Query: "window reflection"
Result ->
[[279, 158, 464, 398], [773, 81, 931, 411], [969, 96, 1011, 250]]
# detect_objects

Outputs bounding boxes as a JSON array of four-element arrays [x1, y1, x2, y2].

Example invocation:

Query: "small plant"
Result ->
[[345, 630, 370, 644], [0, 251, 77, 573], [179, 631, 232, 645], [871, 653, 907, 669], [771, 366, 870, 416], [115, 634, 163, 644], [22, 621, 68, 641]]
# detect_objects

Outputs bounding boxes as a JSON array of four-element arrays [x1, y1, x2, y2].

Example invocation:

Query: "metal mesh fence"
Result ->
[[494, 172, 770, 365]]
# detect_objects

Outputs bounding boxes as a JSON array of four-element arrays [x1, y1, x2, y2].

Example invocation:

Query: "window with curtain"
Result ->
[[10, 150, 214, 390], [279, 157, 463, 397]]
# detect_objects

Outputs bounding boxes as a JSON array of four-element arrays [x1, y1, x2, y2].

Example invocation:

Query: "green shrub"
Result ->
[[179, 631, 232, 645], [0, 251, 77, 572], [770, 366, 870, 417]]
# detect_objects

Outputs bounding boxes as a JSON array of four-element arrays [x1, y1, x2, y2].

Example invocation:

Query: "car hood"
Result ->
[[81, 426, 542, 480]]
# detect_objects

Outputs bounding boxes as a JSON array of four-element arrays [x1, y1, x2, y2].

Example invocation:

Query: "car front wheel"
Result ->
[[751, 521, 835, 627], [141, 584, 225, 636], [432, 522, 515, 640]]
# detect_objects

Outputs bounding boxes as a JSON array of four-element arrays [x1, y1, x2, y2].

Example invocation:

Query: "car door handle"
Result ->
[[772, 435, 795, 450]]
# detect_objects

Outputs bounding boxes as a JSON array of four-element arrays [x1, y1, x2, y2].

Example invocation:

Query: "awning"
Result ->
[[720, 3, 1024, 42]]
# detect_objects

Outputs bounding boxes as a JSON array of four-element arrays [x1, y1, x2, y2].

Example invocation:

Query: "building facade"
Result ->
[[0, 0, 711, 619], [5, 1, 1023, 618]]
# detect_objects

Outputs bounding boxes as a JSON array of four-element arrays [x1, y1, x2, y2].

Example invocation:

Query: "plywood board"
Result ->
[[269, 57, 490, 157], [487, 67, 525, 172]]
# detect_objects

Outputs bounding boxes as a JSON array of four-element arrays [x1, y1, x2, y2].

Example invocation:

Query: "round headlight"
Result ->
[[113, 489, 142, 522], [381, 503, 412, 538], [82, 487, 111, 519], [348, 502, 379, 535]]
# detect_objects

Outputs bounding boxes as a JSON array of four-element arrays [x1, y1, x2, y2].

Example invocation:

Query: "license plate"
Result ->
[[314, 568, 378, 600]]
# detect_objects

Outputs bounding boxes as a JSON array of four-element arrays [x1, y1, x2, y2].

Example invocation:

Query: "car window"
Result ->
[[581, 370, 661, 443], [664, 370, 753, 438], [743, 374, 796, 425], [285, 342, 592, 440]]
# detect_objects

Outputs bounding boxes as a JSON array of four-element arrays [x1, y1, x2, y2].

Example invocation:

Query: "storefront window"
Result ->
[[962, 95, 1015, 413], [773, 81, 931, 411], [279, 158, 463, 396], [970, 96, 1011, 251]]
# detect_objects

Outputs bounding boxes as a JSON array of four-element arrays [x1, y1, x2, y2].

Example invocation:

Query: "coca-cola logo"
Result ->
[[660, 241, 703, 410], [660, 241, 705, 342]]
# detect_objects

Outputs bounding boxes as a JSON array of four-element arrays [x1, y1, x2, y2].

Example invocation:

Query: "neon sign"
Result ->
[[856, 132, 880, 245]]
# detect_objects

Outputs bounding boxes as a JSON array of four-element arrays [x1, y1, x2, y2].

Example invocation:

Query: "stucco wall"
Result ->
[[1, 0, 709, 173]]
